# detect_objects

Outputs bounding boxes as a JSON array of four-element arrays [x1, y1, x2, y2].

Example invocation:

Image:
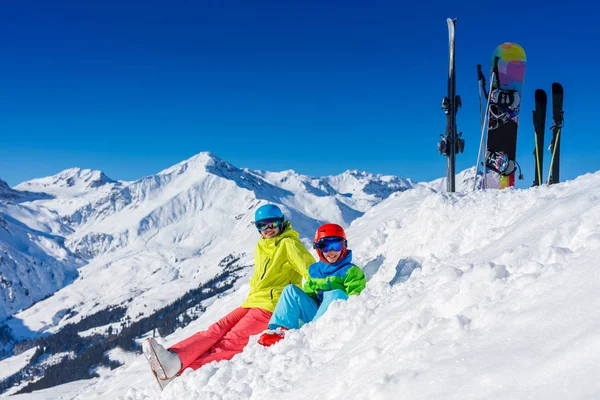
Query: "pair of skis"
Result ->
[[438, 18, 464, 193], [533, 83, 564, 186]]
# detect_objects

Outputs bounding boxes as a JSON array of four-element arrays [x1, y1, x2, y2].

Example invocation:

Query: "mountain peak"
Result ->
[[15, 168, 117, 195], [0, 178, 9, 190], [342, 169, 369, 178], [326, 169, 413, 199], [183, 151, 220, 166], [156, 152, 227, 176], [0, 178, 16, 198], [58, 168, 115, 188]]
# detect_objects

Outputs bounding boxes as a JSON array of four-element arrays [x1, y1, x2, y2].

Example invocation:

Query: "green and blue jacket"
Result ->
[[302, 250, 366, 302]]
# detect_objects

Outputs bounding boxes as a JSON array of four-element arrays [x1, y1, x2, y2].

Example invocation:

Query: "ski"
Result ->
[[438, 18, 463, 193], [474, 64, 496, 190], [484, 43, 526, 189], [532, 89, 547, 186], [547, 82, 564, 185]]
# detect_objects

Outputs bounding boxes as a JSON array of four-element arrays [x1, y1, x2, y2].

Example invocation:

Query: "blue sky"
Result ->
[[1, 0, 598, 188]]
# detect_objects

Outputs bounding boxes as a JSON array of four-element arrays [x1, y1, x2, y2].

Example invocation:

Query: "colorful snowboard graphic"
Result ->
[[485, 43, 526, 189]]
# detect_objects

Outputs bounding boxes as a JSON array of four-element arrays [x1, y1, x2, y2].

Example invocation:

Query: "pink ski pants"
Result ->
[[168, 307, 271, 371]]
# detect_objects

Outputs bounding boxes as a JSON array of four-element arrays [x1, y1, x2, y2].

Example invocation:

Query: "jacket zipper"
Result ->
[[260, 258, 270, 280]]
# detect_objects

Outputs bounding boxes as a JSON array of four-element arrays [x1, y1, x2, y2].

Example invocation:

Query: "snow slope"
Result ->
[[0, 347, 37, 382], [0, 200, 80, 322], [8, 170, 599, 399]]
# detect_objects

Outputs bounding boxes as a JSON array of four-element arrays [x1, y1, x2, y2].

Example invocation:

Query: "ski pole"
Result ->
[[474, 70, 496, 191], [546, 126, 562, 185]]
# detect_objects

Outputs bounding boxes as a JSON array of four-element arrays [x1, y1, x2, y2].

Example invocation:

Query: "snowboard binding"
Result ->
[[484, 151, 522, 179]]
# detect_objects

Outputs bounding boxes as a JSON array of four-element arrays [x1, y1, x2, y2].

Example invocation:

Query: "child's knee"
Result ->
[[329, 289, 348, 300], [282, 284, 302, 297]]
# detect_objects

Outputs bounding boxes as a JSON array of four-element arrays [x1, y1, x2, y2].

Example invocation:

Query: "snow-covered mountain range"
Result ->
[[0, 153, 428, 338]]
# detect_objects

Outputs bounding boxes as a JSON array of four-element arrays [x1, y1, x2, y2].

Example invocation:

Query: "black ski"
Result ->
[[547, 83, 564, 185], [532, 89, 547, 186], [438, 18, 463, 193]]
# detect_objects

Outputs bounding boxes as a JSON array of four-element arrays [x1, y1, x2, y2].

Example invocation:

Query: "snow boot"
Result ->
[[142, 338, 182, 390]]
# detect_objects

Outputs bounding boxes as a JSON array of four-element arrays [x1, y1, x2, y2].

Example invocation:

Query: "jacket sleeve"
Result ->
[[344, 265, 366, 296], [284, 238, 315, 280], [302, 277, 318, 299]]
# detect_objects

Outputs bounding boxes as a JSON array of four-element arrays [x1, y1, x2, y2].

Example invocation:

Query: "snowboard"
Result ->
[[484, 43, 526, 189]]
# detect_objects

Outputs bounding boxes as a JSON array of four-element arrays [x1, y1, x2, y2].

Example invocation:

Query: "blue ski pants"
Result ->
[[268, 284, 348, 330]]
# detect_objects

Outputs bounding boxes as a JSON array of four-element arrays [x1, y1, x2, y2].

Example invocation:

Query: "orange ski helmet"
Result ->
[[313, 223, 348, 263]]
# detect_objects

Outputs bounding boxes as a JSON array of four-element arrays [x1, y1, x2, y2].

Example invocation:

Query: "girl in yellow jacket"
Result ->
[[142, 204, 315, 388]]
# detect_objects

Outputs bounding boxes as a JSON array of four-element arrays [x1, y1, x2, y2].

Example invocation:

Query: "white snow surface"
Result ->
[[7, 168, 600, 399], [0, 347, 37, 382]]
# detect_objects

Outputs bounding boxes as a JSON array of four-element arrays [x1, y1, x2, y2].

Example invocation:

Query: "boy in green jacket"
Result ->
[[258, 223, 366, 346]]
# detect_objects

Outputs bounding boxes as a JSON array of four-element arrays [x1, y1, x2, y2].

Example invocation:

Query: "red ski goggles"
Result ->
[[255, 218, 283, 231], [314, 237, 346, 253]]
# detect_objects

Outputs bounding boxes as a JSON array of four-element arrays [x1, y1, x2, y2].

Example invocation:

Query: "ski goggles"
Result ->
[[315, 237, 346, 253], [255, 218, 283, 231]]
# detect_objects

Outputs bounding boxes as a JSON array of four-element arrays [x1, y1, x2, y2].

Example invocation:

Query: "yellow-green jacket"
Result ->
[[242, 221, 315, 312]]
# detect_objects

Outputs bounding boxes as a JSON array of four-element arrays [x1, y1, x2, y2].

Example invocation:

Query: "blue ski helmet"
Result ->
[[254, 204, 284, 222]]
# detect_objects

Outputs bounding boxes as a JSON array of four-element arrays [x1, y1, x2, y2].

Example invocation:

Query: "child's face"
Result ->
[[323, 249, 342, 264], [260, 226, 280, 239], [317, 237, 346, 264]]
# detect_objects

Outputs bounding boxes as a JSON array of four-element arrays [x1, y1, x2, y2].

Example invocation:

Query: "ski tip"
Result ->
[[552, 82, 564, 93], [535, 89, 547, 101]]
